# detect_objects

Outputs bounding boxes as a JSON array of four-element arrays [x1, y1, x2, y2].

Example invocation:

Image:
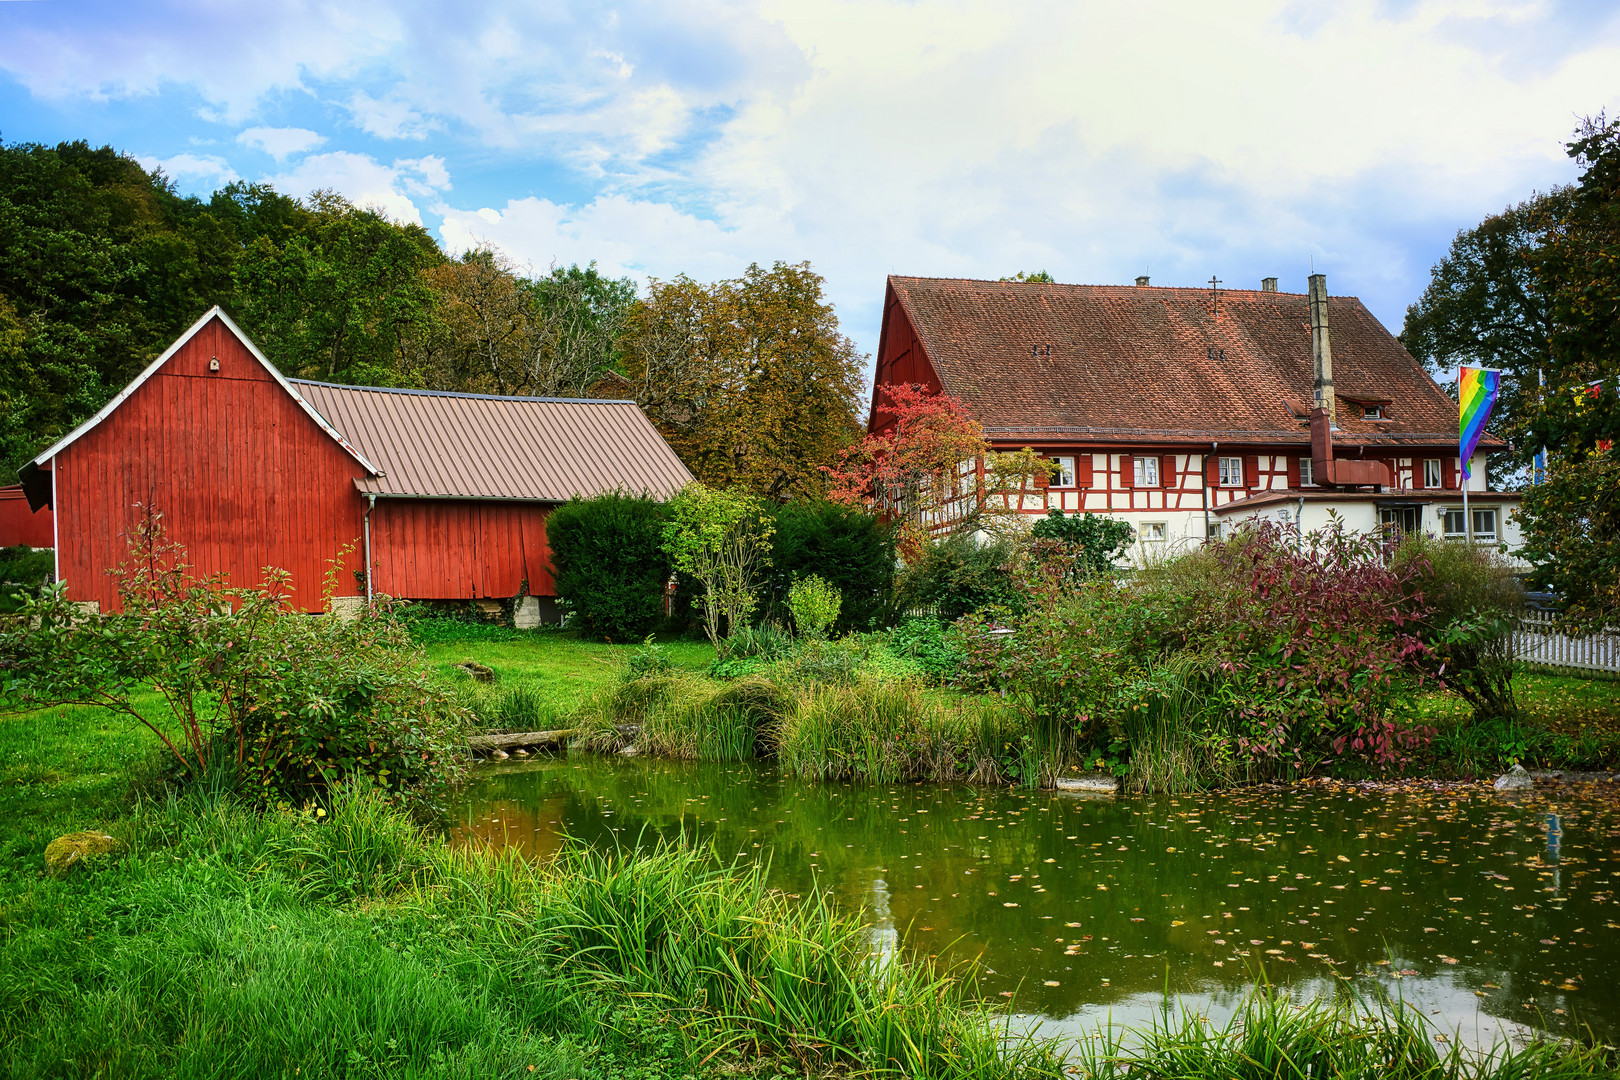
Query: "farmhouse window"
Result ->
[[1218, 456, 1243, 487], [1422, 459, 1442, 489], [1442, 507, 1497, 539], [1050, 456, 1075, 487], [1299, 457, 1313, 486], [1133, 456, 1160, 488], [1140, 521, 1167, 542], [1363, 404, 1386, 420]]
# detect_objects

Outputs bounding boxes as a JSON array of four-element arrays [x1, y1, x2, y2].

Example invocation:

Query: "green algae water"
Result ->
[[451, 756, 1620, 1046]]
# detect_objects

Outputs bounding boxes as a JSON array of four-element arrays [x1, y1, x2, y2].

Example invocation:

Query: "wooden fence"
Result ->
[[1515, 607, 1620, 673]]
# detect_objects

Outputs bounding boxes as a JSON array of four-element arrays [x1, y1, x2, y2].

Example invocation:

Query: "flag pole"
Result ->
[[1460, 366, 1473, 546]]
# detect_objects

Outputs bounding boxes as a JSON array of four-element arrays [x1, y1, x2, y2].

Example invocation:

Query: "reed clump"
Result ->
[[1072, 986, 1616, 1079], [576, 665, 1031, 785]]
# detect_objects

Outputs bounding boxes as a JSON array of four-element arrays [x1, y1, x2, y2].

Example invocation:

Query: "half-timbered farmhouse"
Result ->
[[870, 274, 1522, 553], [17, 308, 693, 615]]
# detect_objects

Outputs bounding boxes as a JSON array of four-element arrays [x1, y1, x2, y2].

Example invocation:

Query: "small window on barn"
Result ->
[[1050, 456, 1076, 487], [1218, 456, 1243, 487], [1134, 456, 1160, 487]]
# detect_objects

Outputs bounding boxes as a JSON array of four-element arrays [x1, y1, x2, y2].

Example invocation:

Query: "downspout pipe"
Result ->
[[1204, 441, 1217, 541], [363, 493, 376, 604]]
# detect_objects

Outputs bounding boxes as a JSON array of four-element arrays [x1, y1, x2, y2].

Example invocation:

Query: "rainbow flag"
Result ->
[[1459, 366, 1500, 480]]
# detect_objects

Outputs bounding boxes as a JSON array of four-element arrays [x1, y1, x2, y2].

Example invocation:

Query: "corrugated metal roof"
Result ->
[[289, 381, 694, 501]]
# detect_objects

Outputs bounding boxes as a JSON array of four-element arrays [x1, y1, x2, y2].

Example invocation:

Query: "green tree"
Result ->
[[234, 192, 444, 384], [661, 484, 775, 657], [1030, 509, 1136, 579], [999, 270, 1055, 283], [1515, 115, 1620, 631], [621, 262, 863, 499], [1399, 192, 1571, 471], [546, 492, 673, 643]]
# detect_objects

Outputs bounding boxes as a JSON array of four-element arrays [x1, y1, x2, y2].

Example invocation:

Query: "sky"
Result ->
[[2, 0, 1618, 370]]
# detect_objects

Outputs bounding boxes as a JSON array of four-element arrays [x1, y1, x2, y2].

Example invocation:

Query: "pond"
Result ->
[[450, 755, 1620, 1046]]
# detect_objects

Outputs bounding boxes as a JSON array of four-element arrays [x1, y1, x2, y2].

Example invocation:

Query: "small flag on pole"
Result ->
[[1459, 366, 1500, 480]]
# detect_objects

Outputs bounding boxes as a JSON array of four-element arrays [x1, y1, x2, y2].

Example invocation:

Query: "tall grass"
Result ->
[[1073, 986, 1616, 1079]]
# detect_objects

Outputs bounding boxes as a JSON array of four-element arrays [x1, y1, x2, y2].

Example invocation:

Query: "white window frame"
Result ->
[[1472, 508, 1498, 540], [1140, 521, 1168, 543], [1218, 456, 1242, 487], [1299, 457, 1314, 486], [1363, 404, 1385, 420], [1442, 508, 1467, 538], [1422, 459, 1442, 489], [1049, 455, 1075, 488], [1134, 456, 1160, 488]]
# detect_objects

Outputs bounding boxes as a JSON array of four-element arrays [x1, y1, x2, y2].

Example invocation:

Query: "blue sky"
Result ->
[[3, 0, 1618, 369]]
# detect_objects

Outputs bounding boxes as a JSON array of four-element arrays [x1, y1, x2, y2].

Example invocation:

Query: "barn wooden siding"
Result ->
[[370, 500, 554, 599], [51, 317, 367, 612], [0, 486, 53, 548]]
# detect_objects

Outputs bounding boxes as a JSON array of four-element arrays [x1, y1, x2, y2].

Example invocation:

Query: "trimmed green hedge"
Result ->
[[547, 493, 672, 642], [763, 502, 895, 633]]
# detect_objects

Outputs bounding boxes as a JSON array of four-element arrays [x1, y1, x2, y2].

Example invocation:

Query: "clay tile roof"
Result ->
[[289, 381, 693, 502], [886, 276, 1485, 448]]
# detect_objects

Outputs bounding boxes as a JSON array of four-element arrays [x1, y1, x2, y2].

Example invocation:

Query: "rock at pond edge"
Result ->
[[43, 831, 121, 877], [1493, 764, 1533, 792]]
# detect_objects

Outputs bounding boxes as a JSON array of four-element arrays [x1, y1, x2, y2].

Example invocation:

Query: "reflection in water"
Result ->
[[449, 755, 1620, 1045]]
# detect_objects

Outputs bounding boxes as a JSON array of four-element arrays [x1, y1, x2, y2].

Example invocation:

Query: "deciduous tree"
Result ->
[[621, 262, 863, 500]]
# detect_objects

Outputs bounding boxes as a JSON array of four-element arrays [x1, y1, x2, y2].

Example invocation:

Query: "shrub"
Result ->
[[787, 574, 842, 638], [0, 509, 469, 816], [547, 491, 673, 642], [961, 520, 1435, 787], [763, 501, 895, 631], [1028, 509, 1135, 579], [895, 533, 1022, 621], [1392, 533, 1524, 723], [884, 617, 966, 683]]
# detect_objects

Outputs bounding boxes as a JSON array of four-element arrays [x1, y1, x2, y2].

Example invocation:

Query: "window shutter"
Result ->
[[1160, 454, 1174, 488], [1287, 456, 1301, 487], [1075, 455, 1094, 488], [1443, 457, 1458, 490], [1243, 455, 1260, 489], [1205, 456, 1220, 484], [1120, 454, 1134, 489]]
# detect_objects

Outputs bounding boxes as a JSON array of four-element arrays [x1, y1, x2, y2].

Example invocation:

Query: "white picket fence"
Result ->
[[1515, 607, 1620, 673]]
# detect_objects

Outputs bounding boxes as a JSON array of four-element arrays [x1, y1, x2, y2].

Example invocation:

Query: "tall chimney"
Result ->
[[1308, 274, 1335, 427], [1135, 275, 1150, 287], [1261, 277, 1278, 292]]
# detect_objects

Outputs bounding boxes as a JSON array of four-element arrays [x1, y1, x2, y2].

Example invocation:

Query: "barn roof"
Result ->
[[290, 381, 694, 502], [883, 276, 1481, 448]]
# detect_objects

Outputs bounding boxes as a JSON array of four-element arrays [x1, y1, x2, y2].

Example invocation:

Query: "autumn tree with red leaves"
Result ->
[[825, 383, 1051, 557]]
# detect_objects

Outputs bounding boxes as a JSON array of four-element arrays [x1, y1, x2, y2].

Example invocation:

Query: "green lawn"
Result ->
[[417, 627, 715, 712]]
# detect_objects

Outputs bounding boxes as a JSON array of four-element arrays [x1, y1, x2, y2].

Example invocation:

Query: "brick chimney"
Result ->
[[1261, 277, 1278, 292], [1135, 275, 1150, 287], [1308, 274, 1335, 427]]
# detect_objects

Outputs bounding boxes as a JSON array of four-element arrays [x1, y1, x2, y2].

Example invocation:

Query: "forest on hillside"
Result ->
[[0, 140, 864, 500]]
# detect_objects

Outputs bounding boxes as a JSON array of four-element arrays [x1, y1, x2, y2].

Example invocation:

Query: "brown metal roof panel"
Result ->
[[287, 382, 693, 501]]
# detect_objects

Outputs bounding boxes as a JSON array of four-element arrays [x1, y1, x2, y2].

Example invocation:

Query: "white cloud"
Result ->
[[236, 126, 325, 161], [137, 152, 239, 187], [268, 151, 452, 226], [436, 194, 775, 284], [346, 91, 434, 140]]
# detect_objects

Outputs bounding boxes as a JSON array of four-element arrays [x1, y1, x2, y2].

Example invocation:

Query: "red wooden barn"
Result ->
[[18, 308, 693, 614], [0, 485, 53, 548]]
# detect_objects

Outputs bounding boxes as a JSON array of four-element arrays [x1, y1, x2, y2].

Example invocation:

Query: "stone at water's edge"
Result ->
[[44, 831, 121, 877], [1494, 764, 1534, 791], [1054, 774, 1120, 794]]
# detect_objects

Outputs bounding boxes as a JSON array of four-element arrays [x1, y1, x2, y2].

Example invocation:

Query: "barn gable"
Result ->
[[28, 310, 377, 613]]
